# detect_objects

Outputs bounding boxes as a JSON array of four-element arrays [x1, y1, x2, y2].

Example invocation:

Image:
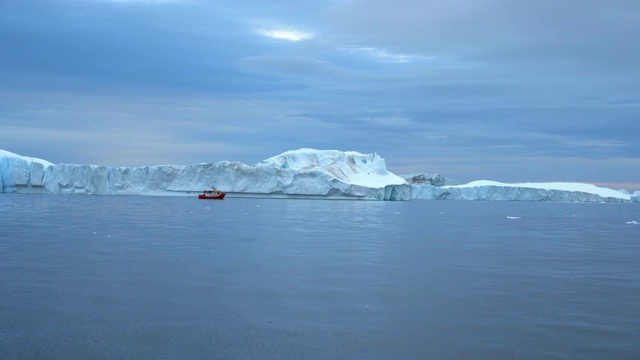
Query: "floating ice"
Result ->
[[506, 216, 521, 219], [626, 221, 639, 225], [413, 180, 632, 203]]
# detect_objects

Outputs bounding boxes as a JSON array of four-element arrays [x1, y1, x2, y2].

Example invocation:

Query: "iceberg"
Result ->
[[0, 149, 53, 193], [2, 148, 635, 203], [412, 180, 632, 203], [0, 148, 412, 201]]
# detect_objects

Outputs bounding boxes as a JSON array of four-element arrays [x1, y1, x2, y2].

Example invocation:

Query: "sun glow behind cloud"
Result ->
[[259, 29, 313, 41]]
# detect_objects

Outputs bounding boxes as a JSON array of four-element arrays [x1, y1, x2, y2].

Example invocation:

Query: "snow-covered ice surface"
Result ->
[[412, 180, 633, 203], [0, 149, 53, 167], [0, 148, 411, 200], [260, 149, 406, 189]]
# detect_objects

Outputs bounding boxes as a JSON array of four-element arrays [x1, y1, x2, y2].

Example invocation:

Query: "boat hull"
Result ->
[[198, 193, 226, 200]]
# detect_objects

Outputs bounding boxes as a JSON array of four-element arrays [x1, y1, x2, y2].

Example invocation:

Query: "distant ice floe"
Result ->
[[412, 180, 633, 203], [627, 221, 639, 225], [506, 216, 521, 219]]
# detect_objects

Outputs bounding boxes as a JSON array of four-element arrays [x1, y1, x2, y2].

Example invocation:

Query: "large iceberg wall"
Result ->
[[0, 149, 412, 200], [412, 180, 632, 203], [0, 150, 52, 194]]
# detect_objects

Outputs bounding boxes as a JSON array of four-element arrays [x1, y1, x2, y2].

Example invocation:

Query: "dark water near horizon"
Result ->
[[1, 194, 639, 359]]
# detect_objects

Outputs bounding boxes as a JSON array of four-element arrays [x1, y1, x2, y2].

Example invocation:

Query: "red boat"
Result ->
[[198, 188, 226, 200]]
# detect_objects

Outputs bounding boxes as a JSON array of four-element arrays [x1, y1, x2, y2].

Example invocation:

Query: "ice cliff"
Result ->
[[0, 148, 412, 201], [2, 148, 636, 203], [413, 180, 634, 203]]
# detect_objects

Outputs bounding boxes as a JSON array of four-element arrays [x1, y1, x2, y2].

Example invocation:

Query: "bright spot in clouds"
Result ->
[[259, 29, 313, 41], [343, 46, 430, 63]]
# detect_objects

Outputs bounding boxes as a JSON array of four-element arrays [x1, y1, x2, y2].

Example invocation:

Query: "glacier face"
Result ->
[[412, 180, 633, 203], [0, 148, 412, 201]]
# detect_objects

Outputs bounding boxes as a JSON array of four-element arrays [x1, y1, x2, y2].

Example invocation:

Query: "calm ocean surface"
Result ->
[[1, 194, 639, 359]]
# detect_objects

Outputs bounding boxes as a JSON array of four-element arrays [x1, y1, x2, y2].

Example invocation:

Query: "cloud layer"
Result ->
[[1, 0, 639, 187]]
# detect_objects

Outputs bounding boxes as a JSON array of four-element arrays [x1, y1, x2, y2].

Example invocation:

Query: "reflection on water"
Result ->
[[1, 195, 639, 359]]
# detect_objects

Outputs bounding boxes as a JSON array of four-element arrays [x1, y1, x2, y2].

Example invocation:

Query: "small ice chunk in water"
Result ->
[[626, 220, 639, 225], [506, 216, 521, 219]]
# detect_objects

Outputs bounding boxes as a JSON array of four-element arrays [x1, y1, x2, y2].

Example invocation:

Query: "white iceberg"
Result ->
[[2, 148, 636, 203], [0, 148, 412, 200], [0, 149, 53, 192], [412, 180, 632, 203]]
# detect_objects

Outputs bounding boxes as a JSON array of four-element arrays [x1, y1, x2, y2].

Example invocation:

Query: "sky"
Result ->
[[1, 0, 639, 189]]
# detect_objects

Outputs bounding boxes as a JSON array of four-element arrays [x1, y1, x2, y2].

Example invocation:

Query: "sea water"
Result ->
[[0, 194, 639, 359]]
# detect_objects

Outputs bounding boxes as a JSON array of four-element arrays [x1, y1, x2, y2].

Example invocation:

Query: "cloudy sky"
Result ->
[[2, 0, 639, 188]]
